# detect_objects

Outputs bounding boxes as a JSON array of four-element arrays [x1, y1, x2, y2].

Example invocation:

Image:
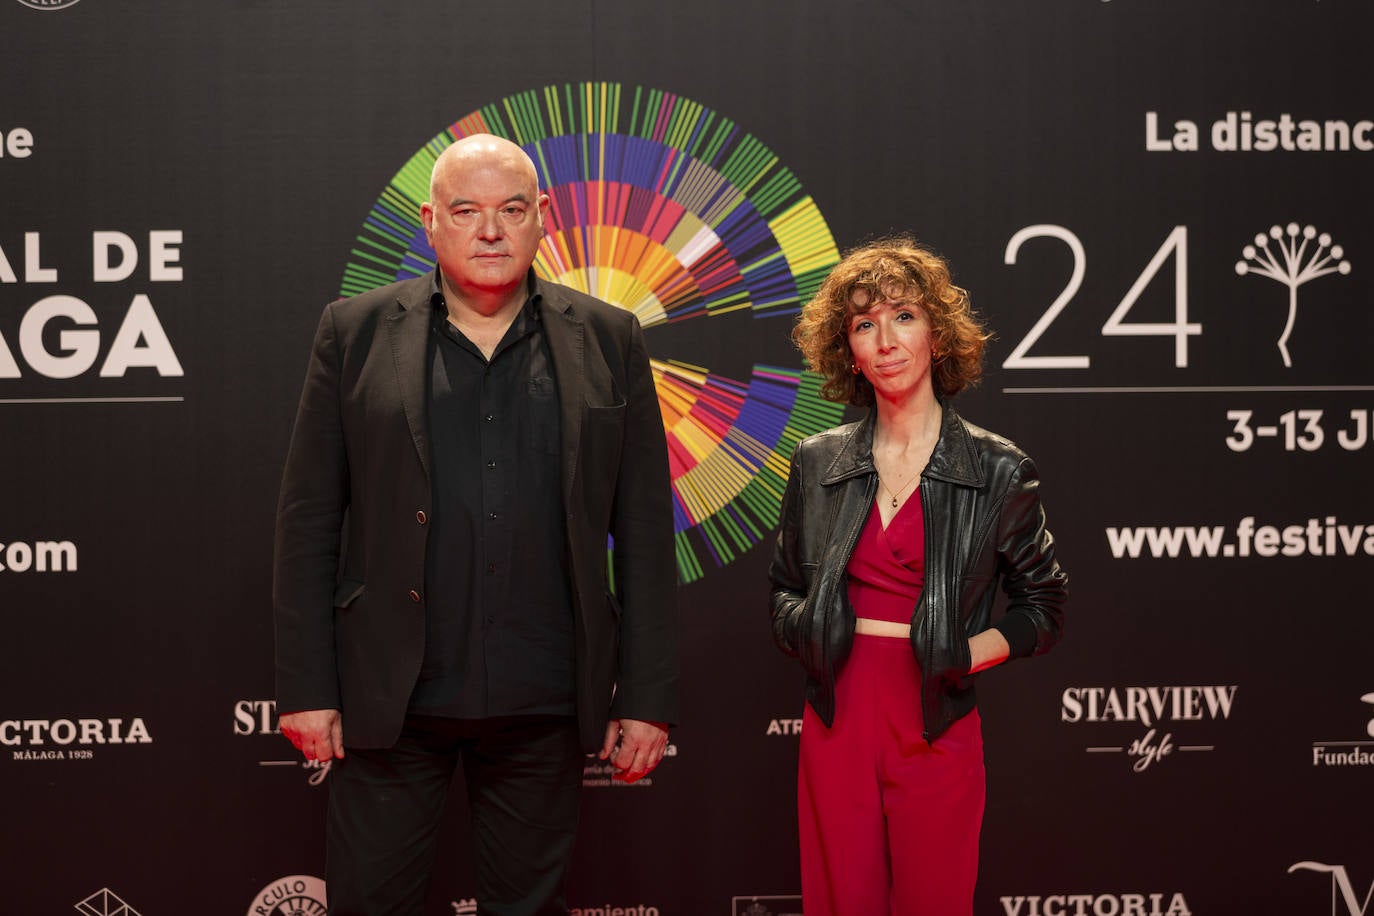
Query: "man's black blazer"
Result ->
[[273, 273, 678, 753]]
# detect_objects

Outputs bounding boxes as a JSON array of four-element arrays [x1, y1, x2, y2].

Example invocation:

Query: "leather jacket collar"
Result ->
[[821, 405, 987, 489]]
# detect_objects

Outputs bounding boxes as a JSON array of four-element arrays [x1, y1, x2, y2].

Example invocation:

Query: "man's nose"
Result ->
[[476, 211, 503, 240]]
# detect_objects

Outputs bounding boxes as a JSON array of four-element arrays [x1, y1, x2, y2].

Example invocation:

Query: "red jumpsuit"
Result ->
[[798, 494, 985, 915]]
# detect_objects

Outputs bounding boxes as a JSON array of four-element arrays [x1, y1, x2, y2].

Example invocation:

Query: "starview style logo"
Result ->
[[1061, 686, 1237, 772], [1311, 693, 1374, 768], [233, 698, 331, 785]]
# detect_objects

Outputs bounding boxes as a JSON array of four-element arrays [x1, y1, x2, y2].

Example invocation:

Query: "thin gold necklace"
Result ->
[[877, 472, 920, 509]]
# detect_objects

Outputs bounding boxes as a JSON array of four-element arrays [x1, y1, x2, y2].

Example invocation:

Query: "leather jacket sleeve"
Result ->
[[990, 455, 1067, 660], [768, 442, 809, 659]]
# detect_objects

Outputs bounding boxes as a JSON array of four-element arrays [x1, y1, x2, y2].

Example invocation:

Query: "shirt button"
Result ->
[[488, 512, 497, 521], [486, 460, 496, 469], [484, 414, 494, 422], [408, 589, 421, 603], [487, 564, 496, 574], [416, 510, 427, 524]]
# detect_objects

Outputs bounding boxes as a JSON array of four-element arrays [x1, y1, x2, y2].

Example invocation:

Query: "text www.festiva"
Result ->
[[1105, 517, 1374, 558]]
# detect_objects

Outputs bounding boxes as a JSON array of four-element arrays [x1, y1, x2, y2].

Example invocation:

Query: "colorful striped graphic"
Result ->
[[341, 83, 843, 582]]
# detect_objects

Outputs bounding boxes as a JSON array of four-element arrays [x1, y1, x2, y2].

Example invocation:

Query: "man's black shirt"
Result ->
[[410, 276, 575, 719]]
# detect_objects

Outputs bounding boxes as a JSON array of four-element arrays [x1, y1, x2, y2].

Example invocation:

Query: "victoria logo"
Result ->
[[1235, 223, 1352, 367], [1288, 862, 1372, 916]]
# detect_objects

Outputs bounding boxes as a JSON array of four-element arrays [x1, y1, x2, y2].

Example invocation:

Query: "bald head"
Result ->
[[429, 134, 539, 203]]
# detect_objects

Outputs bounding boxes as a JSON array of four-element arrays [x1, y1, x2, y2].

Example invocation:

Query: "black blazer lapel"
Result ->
[[540, 291, 585, 504], [385, 281, 434, 480]]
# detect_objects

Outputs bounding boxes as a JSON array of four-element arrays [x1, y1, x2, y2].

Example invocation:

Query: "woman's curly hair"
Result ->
[[792, 236, 990, 406]]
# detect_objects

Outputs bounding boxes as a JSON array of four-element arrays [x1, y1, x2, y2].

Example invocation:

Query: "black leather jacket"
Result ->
[[769, 406, 1067, 742]]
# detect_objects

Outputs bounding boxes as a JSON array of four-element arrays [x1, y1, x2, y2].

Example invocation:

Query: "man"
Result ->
[[273, 134, 678, 915]]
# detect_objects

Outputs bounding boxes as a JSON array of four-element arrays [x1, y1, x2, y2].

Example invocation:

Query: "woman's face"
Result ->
[[846, 292, 935, 402]]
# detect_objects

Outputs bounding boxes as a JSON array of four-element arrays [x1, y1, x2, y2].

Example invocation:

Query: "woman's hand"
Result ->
[[967, 629, 1011, 675]]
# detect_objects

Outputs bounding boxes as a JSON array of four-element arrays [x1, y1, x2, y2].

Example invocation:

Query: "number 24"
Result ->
[[1002, 225, 1200, 369]]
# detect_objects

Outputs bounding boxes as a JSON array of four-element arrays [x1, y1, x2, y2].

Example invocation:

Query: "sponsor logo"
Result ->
[[1146, 111, 1374, 153], [1000, 894, 1192, 916], [451, 900, 476, 916], [247, 875, 327, 916], [233, 699, 331, 786], [1287, 862, 1373, 916], [0, 538, 77, 572], [766, 718, 802, 735], [0, 126, 34, 158], [1311, 694, 1374, 768], [15, 0, 82, 9], [1061, 686, 1236, 772], [581, 742, 677, 788], [731, 896, 802, 916], [1106, 517, 1374, 560], [1235, 223, 1352, 367], [3, 716, 151, 761], [75, 888, 142, 916]]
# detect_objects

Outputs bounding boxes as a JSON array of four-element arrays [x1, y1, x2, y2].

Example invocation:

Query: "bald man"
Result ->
[[273, 135, 678, 915]]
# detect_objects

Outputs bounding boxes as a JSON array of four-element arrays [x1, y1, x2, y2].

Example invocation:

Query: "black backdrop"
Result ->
[[3, 2, 1371, 914]]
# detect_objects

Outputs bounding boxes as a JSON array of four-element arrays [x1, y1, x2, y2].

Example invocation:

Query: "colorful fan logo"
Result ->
[[341, 82, 843, 583]]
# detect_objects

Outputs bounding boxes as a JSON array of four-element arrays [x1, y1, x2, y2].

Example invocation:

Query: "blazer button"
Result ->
[[416, 510, 427, 524], [408, 589, 421, 603]]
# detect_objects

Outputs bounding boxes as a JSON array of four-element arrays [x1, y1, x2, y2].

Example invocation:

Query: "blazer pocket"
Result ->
[[586, 400, 627, 421], [333, 578, 365, 608]]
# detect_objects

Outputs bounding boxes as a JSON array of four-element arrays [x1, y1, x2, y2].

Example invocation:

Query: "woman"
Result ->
[[769, 237, 1068, 914]]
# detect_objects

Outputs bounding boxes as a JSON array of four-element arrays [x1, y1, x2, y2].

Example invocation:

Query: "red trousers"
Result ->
[[799, 634, 986, 915]]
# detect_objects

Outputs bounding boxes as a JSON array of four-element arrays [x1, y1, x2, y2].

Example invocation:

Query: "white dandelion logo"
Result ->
[[1235, 223, 1352, 367]]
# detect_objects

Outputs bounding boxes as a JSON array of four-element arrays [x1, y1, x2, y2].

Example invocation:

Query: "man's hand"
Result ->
[[599, 717, 669, 783], [279, 708, 345, 761]]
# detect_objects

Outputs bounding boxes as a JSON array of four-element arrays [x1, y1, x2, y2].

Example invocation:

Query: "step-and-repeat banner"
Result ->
[[3, 1, 1370, 913]]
